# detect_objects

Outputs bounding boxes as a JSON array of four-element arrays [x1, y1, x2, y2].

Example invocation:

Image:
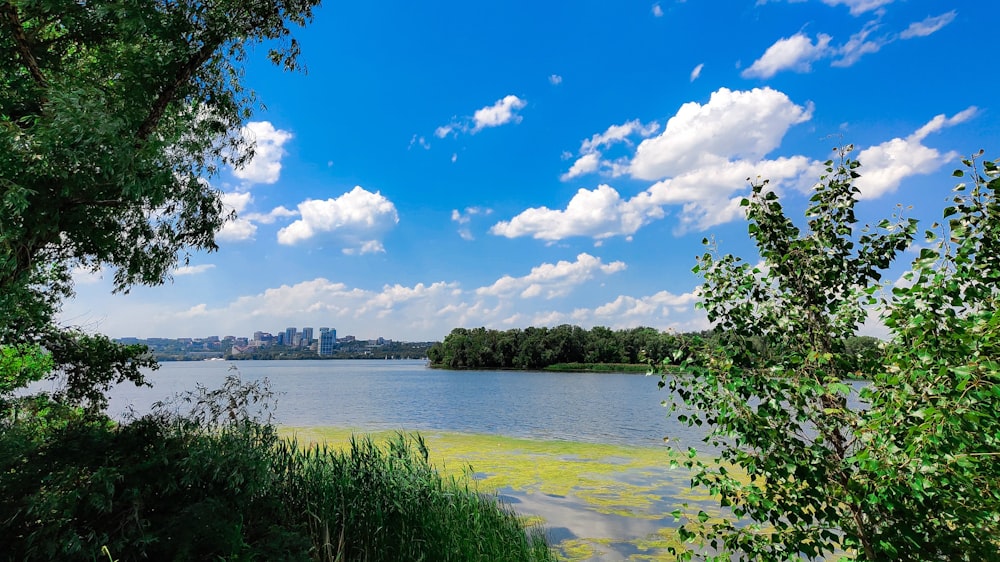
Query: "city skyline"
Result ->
[[62, 1, 1000, 342]]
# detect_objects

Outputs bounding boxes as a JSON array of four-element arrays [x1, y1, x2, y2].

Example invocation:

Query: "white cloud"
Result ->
[[900, 11, 956, 39], [451, 207, 493, 240], [476, 253, 626, 299], [561, 119, 660, 181], [435, 95, 527, 139], [71, 265, 104, 285], [491, 184, 664, 242], [831, 20, 885, 67], [244, 206, 298, 225], [408, 134, 431, 150], [549, 74, 563, 85], [561, 153, 601, 181], [652, 3, 664, 17], [630, 87, 812, 180], [62, 273, 708, 342], [217, 191, 257, 242], [277, 186, 400, 251], [472, 95, 527, 132], [689, 63, 704, 82], [580, 120, 660, 154], [855, 107, 977, 199], [821, 0, 893, 16], [232, 121, 293, 184], [498, 87, 822, 241], [342, 240, 386, 256], [173, 264, 216, 276], [742, 33, 832, 79]]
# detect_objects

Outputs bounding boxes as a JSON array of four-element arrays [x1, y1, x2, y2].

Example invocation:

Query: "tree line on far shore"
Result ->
[[427, 325, 884, 376]]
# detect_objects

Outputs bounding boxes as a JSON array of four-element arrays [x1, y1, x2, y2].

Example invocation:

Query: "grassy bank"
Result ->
[[0, 417, 555, 562], [283, 427, 741, 561]]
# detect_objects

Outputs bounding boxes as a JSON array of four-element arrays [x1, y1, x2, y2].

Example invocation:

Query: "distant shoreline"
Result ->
[[427, 361, 654, 374]]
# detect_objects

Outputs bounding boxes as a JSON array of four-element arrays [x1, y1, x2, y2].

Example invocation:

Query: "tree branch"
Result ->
[[1, 1, 47, 89], [135, 40, 220, 142]]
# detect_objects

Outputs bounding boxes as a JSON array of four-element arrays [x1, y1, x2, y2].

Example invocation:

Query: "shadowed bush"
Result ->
[[0, 394, 554, 561]]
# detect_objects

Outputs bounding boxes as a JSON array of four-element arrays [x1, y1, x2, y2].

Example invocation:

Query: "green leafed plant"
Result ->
[[661, 148, 1000, 560]]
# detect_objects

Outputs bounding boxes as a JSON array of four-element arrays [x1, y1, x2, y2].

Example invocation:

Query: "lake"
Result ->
[[34, 359, 863, 560], [95, 359, 699, 448]]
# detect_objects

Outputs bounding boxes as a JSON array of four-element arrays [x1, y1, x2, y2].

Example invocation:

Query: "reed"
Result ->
[[0, 415, 556, 561]]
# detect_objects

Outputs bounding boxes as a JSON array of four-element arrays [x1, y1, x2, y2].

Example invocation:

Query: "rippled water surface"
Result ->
[[92, 359, 702, 448]]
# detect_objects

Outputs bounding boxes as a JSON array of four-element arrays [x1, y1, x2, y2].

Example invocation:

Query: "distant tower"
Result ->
[[285, 327, 296, 347], [301, 327, 314, 346], [319, 328, 337, 356]]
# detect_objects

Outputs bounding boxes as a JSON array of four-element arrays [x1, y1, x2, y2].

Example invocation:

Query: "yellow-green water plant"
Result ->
[[284, 427, 747, 561]]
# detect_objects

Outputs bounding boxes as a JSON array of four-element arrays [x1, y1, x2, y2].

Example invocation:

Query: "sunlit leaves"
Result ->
[[659, 148, 1000, 560]]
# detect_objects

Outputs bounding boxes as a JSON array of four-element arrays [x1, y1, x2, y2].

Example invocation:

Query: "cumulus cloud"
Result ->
[[630, 87, 812, 180], [476, 253, 626, 299], [652, 3, 664, 17], [451, 207, 493, 240], [472, 95, 527, 132], [549, 74, 563, 85], [495, 87, 823, 241], [855, 107, 977, 199], [900, 11, 956, 39], [436, 95, 527, 138], [232, 121, 293, 184], [561, 153, 602, 181], [742, 33, 833, 79], [173, 264, 216, 276], [561, 119, 660, 181], [277, 186, 399, 252], [690, 63, 704, 82], [217, 191, 257, 242], [491, 184, 665, 242]]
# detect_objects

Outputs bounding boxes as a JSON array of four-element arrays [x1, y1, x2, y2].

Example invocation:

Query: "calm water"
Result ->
[[88, 359, 694, 448]]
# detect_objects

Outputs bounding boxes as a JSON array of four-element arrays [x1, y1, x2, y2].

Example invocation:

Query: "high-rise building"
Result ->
[[285, 327, 296, 347], [301, 327, 314, 346], [319, 328, 337, 356]]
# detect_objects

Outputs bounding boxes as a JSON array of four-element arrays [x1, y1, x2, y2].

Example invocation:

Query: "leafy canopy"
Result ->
[[0, 0, 319, 409]]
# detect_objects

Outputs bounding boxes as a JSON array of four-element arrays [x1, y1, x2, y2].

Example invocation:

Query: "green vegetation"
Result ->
[[285, 427, 729, 561], [661, 148, 1000, 560], [1, 1, 553, 560], [428, 324, 882, 377], [0, 377, 555, 561], [428, 325, 685, 370]]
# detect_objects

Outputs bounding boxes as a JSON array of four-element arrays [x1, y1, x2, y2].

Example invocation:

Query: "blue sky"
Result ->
[[64, 0, 1000, 341]]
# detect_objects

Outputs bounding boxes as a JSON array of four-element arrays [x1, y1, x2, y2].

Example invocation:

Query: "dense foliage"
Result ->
[[1, 2, 557, 560], [428, 324, 882, 375], [1, 0, 320, 412], [0, 376, 554, 562], [428, 325, 688, 370], [662, 149, 1000, 560]]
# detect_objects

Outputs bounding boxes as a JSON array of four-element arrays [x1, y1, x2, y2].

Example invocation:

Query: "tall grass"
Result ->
[[0, 408, 556, 561]]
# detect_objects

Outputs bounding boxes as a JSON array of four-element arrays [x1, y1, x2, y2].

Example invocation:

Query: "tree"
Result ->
[[663, 149, 1000, 560], [1, 0, 320, 408]]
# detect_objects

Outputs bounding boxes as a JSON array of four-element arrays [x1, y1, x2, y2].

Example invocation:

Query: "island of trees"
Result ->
[[427, 324, 883, 376]]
